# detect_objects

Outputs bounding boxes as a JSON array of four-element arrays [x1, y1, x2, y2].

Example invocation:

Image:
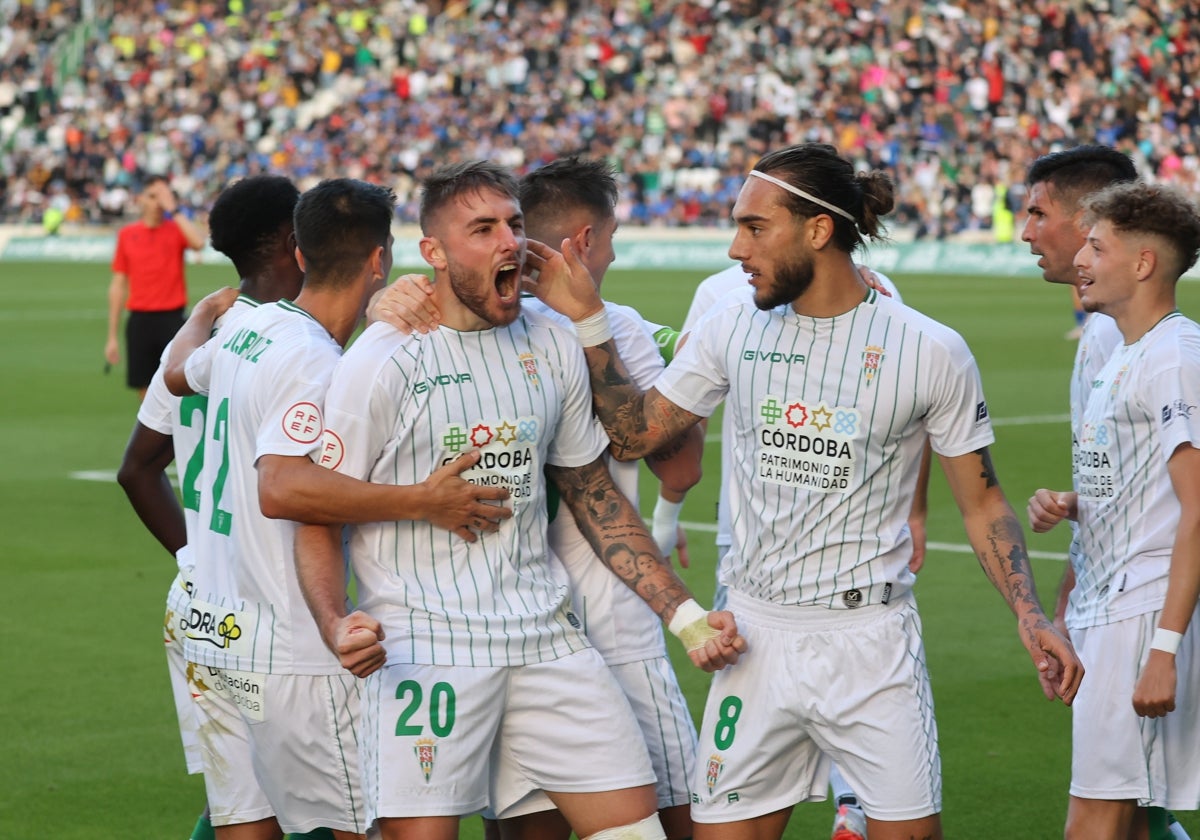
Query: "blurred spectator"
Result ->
[[1, 0, 1197, 239]]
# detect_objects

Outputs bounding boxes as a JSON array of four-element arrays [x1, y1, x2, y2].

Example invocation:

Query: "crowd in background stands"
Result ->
[[1, 0, 1197, 238]]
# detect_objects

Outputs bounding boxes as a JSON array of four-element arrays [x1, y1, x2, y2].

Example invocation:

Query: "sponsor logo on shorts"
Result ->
[[415, 738, 437, 782], [705, 753, 724, 795], [184, 600, 250, 654], [214, 669, 265, 721]]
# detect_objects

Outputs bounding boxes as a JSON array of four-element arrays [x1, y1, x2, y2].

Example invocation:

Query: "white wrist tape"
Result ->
[[668, 598, 719, 652], [1151, 628, 1184, 655], [573, 308, 612, 347], [651, 497, 684, 556]]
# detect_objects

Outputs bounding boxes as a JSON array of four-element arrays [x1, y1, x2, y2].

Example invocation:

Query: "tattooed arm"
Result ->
[[582, 338, 704, 461], [939, 447, 1084, 704], [546, 456, 746, 671]]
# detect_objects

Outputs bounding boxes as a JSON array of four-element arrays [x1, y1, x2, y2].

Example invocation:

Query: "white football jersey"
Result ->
[[1069, 314, 1123, 422], [1067, 312, 1200, 629], [320, 306, 607, 667], [658, 286, 992, 607], [138, 296, 262, 542], [682, 266, 902, 551], [543, 300, 670, 665], [182, 300, 346, 675]]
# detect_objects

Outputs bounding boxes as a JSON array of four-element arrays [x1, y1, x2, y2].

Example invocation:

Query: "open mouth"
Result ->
[[496, 263, 519, 303]]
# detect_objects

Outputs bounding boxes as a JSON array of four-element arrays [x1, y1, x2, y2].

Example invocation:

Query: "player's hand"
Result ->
[[1027, 488, 1076, 533], [686, 610, 748, 672], [674, 525, 690, 569], [194, 285, 240, 320], [521, 238, 602, 322], [420, 450, 512, 541], [1018, 613, 1084, 705], [1133, 651, 1177, 718], [907, 513, 926, 574], [370, 273, 441, 333], [855, 264, 892, 297], [104, 336, 120, 366], [334, 610, 387, 678]]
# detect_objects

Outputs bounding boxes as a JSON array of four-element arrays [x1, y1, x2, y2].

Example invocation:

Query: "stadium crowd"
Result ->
[[1, 0, 1197, 237]]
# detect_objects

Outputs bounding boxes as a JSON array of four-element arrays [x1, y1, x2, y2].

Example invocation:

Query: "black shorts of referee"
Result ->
[[126, 308, 186, 389]]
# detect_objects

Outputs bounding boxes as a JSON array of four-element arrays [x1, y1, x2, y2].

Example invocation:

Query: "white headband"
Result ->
[[748, 170, 857, 224]]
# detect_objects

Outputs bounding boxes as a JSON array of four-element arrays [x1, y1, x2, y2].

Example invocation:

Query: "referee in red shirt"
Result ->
[[105, 175, 206, 399]]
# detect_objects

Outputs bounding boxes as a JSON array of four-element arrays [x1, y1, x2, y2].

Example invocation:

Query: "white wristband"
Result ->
[[652, 497, 685, 556], [573, 308, 613, 347], [667, 598, 719, 652], [1151, 628, 1183, 655]]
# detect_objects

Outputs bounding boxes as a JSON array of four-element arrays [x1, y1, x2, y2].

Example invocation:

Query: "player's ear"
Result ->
[[808, 214, 835, 250], [294, 245, 308, 274], [420, 236, 447, 271], [1134, 246, 1157, 283], [576, 224, 593, 258]]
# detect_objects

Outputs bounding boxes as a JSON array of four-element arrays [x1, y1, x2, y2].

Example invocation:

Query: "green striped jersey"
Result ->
[[657, 286, 993, 607], [321, 307, 605, 667], [1068, 312, 1200, 629]]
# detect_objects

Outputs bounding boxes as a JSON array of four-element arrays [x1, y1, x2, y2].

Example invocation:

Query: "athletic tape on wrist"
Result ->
[[1151, 628, 1183, 655], [573, 309, 612, 347], [667, 599, 719, 652]]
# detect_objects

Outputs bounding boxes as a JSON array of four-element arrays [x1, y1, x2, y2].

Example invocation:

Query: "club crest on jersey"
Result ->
[[414, 738, 437, 782], [705, 753, 724, 795], [518, 352, 541, 388], [861, 345, 885, 385]]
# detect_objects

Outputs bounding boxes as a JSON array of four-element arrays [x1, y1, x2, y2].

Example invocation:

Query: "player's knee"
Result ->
[[582, 814, 666, 840]]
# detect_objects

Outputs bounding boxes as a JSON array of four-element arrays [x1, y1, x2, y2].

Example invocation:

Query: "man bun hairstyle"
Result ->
[[753, 143, 893, 252]]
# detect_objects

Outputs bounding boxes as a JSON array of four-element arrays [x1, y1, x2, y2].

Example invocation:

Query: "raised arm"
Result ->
[[162, 286, 240, 395], [939, 446, 1084, 704], [546, 456, 746, 671]]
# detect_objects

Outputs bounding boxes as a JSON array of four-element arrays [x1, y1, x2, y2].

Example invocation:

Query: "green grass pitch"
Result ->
[[2, 260, 1196, 838]]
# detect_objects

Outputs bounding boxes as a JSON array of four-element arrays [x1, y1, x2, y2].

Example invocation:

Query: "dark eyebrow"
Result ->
[[733, 212, 771, 225]]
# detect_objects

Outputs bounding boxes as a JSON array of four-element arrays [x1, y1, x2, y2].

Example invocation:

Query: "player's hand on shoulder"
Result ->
[[855, 264, 891, 297], [1132, 652, 1177, 718], [194, 286, 240, 319], [686, 610, 748, 672], [1019, 613, 1083, 705], [421, 450, 512, 542], [1027, 488, 1076, 533], [370, 273, 440, 333], [522, 237, 601, 322], [335, 610, 386, 678]]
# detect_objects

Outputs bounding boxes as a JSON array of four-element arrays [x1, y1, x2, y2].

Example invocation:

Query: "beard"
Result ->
[[754, 251, 815, 311], [448, 262, 521, 328]]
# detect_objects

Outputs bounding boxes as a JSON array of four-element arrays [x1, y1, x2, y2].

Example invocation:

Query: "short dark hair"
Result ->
[[1081, 182, 1200, 277], [139, 174, 169, 193], [293, 179, 396, 287], [752, 144, 893, 252], [419, 160, 520, 234], [519, 156, 617, 241], [209, 175, 300, 279], [1025, 145, 1137, 213]]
